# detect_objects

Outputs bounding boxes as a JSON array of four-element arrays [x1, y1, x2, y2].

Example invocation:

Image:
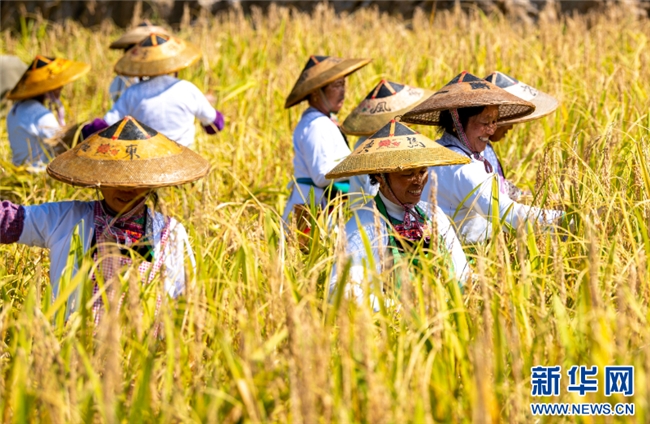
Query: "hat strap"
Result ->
[[380, 173, 426, 240], [450, 108, 493, 174]]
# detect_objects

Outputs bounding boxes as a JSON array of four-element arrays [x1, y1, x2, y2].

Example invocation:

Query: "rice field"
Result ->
[[1, 3, 650, 422]]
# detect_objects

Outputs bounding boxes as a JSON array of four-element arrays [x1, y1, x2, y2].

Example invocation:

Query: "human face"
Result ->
[[100, 187, 150, 214], [464, 105, 499, 152], [310, 77, 346, 114], [379, 167, 429, 205], [489, 123, 514, 142]]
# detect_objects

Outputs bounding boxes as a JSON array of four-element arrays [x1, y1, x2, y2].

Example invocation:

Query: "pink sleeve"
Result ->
[[0, 200, 25, 244], [202, 110, 225, 134]]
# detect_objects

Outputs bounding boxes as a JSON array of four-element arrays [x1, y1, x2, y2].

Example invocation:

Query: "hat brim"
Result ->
[[341, 89, 435, 136], [7, 62, 91, 100], [47, 146, 210, 188], [285, 58, 371, 109], [325, 147, 469, 179], [498, 91, 559, 125], [401, 99, 535, 126], [401, 83, 536, 126], [114, 44, 202, 77], [109, 26, 170, 49]]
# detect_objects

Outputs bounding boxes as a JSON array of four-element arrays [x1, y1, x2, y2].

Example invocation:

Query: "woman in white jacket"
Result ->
[[481, 71, 560, 201], [281, 55, 371, 226], [0, 116, 210, 323], [328, 120, 471, 311], [107, 21, 170, 103], [402, 71, 565, 244], [83, 33, 225, 148], [6, 55, 90, 170]]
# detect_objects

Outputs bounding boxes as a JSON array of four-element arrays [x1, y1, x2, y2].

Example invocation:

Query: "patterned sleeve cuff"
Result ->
[[202, 111, 225, 135], [0, 201, 25, 244]]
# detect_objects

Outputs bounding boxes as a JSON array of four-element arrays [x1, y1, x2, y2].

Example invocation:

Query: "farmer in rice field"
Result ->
[[281, 55, 371, 226], [0, 116, 208, 323], [480, 71, 560, 201], [5, 55, 90, 171], [83, 33, 224, 147], [107, 21, 170, 103], [401, 71, 566, 244], [327, 120, 471, 310], [341, 79, 433, 209]]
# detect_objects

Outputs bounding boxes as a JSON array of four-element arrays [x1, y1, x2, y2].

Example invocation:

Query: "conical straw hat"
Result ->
[[114, 33, 201, 77], [285, 55, 371, 109], [109, 21, 170, 49], [7, 55, 90, 100], [484, 71, 559, 125], [341, 80, 434, 136], [326, 120, 470, 179], [47, 116, 210, 188], [401, 71, 535, 126]]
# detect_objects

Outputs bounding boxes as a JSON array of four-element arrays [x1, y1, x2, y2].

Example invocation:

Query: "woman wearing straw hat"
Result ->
[[0, 116, 209, 323], [84, 33, 224, 148], [480, 71, 560, 201], [327, 120, 471, 310], [107, 21, 170, 103], [281, 55, 371, 225], [341, 79, 433, 209], [5, 55, 90, 171], [401, 71, 565, 244]]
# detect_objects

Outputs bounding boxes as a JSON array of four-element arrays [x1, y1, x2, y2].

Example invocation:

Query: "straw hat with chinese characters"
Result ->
[[109, 21, 170, 50], [47, 116, 210, 188], [326, 120, 469, 179], [285, 55, 371, 109], [7, 56, 90, 100], [484, 71, 559, 125], [114, 33, 201, 77], [341, 80, 434, 136], [401, 71, 536, 126]]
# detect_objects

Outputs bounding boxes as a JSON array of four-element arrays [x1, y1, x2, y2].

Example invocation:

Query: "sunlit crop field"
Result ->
[[1, 3, 650, 422]]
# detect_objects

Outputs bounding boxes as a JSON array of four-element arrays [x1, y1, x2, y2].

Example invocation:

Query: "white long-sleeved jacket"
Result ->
[[6, 99, 60, 169], [282, 107, 351, 222], [104, 75, 217, 147], [329, 191, 470, 311], [424, 131, 562, 243], [18, 201, 194, 318]]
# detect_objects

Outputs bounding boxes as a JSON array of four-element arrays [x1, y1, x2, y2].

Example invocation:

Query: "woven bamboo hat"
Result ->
[[114, 33, 201, 77], [401, 71, 535, 126], [47, 116, 210, 188], [285, 55, 371, 109], [326, 120, 469, 179], [341, 80, 434, 136], [484, 71, 559, 125], [109, 21, 170, 50], [7, 55, 90, 100]]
